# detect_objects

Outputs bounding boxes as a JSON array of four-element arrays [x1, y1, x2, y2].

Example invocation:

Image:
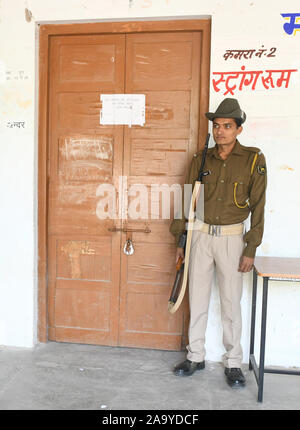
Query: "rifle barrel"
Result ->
[[198, 133, 210, 182]]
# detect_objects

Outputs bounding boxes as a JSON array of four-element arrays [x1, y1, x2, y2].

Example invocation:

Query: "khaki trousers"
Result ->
[[186, 221, 245, 368]]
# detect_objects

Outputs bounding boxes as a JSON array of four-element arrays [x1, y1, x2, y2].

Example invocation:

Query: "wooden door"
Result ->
[[119, 32, 201, 349], [47, 34, 125, 345], [45, 24, 208, 350]]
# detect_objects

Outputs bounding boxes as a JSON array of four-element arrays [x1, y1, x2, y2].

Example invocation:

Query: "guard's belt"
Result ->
[[193, 220, 244, 236]]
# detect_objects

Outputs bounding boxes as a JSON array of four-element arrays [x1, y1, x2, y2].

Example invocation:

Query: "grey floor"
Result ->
[[0, 341, 299, 410]]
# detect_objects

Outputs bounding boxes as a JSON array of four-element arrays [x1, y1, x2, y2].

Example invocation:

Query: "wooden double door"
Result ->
[[45, 22, 209, 350]]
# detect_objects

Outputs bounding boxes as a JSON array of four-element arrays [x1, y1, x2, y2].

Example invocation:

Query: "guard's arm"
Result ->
[[169, 156, 199, 245], [170, 133, 210, 246], [243, 153, 267, 258]]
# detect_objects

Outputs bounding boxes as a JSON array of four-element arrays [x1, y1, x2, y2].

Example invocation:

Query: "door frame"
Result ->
[[38, 18, 211, 342]]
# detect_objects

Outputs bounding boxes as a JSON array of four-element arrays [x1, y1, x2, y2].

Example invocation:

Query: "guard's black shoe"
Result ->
[[225, 367, 246, 388], [173, 359, 205, 376]]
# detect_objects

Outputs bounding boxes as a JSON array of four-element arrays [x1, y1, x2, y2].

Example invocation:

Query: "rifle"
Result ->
[[168, 133, 210, 313]]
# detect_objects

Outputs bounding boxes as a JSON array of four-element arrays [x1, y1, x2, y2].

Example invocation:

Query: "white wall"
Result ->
[[0, 1, 36, 347], [0, 0, 299, 367]]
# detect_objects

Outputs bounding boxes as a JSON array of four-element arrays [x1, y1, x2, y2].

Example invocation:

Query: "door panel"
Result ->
[[118, 32, 201, 349], [130, 138, 188, 177], [47, 34, 125, 345], [127, 32, 194, 91]]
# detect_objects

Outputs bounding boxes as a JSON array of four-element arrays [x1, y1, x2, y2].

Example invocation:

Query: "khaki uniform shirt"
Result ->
[[170, 140, 267, 258]]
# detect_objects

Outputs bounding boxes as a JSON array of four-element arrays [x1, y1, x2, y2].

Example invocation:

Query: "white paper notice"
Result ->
[[100, 94, 145, 127]]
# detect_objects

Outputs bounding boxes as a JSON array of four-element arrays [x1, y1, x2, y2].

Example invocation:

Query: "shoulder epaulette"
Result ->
[[243, 146, 262, 155]]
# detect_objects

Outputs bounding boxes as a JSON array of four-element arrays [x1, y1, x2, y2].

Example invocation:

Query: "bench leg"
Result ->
[[249, 270, 257, 370], [258, 276, 269, 402]]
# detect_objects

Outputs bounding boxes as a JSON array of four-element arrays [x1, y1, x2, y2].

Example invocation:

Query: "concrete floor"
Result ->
[[0, 341, 299, 410]]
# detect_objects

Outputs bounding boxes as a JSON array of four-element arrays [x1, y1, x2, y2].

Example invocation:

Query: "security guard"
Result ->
[[170, 98, 267, 387]]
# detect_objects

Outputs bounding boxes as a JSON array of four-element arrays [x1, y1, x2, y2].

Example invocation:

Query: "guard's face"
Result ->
[[212, 118, 242, 146]]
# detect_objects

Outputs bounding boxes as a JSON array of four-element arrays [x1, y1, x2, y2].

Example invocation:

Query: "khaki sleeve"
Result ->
[[169, 156, 199, 246], [243, 153, 267, 258]]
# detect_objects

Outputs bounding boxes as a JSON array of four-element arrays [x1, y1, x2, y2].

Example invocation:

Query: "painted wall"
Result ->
[[0, 0, 299, 367]]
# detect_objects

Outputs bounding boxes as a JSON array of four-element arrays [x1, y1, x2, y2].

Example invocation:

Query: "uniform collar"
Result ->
[[211, 139, 243, 159], [231, 140, 244, 156]]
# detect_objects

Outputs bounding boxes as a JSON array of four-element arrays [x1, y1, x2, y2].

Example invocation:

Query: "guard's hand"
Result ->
[[238, 256, 254, 273], [176, 247, 185, 264]]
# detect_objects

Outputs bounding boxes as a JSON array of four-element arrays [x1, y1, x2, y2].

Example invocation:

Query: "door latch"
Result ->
[[108, 225, 151, 233]]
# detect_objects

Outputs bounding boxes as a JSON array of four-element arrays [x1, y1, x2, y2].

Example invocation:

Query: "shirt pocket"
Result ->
[[232, 176, 250, 209]]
